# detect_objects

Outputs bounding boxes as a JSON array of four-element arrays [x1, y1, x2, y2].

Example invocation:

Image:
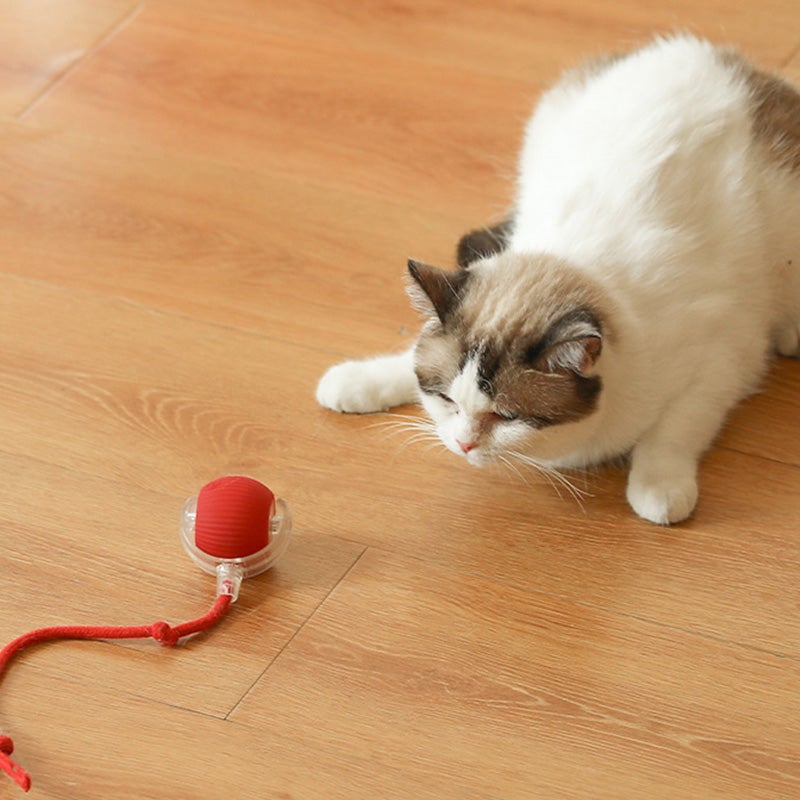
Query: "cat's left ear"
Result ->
[[406, 259, 467, 324], [529, 310, 603, 376]]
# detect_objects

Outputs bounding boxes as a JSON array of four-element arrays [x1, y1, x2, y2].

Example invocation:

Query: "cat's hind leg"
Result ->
[[316, 348, 419, 413]]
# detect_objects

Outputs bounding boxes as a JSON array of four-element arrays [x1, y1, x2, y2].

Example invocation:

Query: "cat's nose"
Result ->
[[457, 439, 477, 453]]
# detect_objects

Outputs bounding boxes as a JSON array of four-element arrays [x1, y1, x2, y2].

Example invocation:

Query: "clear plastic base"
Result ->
[[180, 496, 292, 601]]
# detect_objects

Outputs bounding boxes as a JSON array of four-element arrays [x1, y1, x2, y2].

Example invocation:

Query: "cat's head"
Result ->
[[407, 251, 611, 466]]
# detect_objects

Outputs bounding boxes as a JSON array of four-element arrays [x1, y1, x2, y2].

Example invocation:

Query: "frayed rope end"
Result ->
[[1, 735, 32, 792]]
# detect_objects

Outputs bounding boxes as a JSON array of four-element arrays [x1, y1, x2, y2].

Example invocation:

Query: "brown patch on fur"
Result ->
[[493, 366, 601, 428], [456, 219, 514, 267], [455, 252, 614, 348], [479, 308, 604, 427], [721, 49, 800, 172], [413, 327, 460, 395]]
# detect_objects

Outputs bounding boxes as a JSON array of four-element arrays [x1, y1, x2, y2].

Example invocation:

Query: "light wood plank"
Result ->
[[4, 549, 799, 799], [0, 0, 137, 116], [299, 436, 800, 658], [25, 4, 800, 211], [20, 6, 537, 209], [156, 0, 800, 77], [230, 549, 800, 800], [0, 120, 456, 356]]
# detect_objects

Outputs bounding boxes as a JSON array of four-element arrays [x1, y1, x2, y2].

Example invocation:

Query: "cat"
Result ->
[[316, 35, 800, 525]]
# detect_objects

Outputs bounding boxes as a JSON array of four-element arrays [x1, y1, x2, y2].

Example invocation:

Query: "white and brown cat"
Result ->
[[317, 35, 800, 524]]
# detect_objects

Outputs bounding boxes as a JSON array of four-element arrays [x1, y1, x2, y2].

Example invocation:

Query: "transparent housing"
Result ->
[[180, 495, 292, 601]]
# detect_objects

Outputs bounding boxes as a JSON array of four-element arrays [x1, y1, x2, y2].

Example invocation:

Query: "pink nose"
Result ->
[[457, 439, 477, 453]]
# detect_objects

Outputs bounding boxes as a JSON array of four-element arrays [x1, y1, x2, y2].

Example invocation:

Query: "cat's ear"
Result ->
[[406, 259, 466, 323], [528, 310, 603, 376], [456, 218, 513, 267]]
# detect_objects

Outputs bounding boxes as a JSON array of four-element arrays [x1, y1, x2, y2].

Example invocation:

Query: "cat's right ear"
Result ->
[[406, 259, 466, 324]]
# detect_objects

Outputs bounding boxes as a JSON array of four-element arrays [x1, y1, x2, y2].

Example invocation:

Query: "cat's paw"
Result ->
[[626, 461, 698, 525], [316, 357, 418, 414]]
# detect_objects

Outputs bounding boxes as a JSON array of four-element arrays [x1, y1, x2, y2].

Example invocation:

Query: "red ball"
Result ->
[[194, 476, 275, 559]]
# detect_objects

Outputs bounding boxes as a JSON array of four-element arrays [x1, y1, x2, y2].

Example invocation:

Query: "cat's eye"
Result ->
[[492, 409, 519, 422], [437, 392, 455, 404]]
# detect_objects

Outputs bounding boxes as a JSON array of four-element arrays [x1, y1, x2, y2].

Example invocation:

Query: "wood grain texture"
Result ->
[[0, 120, 447, 356], [0, 0, 137, 116], [23, 6, 527, 213], [4, 550, 799, 800], [25, 2, 800, 211], [158, 0, 800, 77], [1, 1, 800, 798], [0, 277, 367, 715], [0, 454, 365, 718], [233, 549, 800, 800]]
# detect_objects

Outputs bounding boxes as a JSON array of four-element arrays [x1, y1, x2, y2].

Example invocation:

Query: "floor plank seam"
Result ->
[[715, 443, 800, 472], [222, 545, 370, 721], [1, 649, 231, 722], [15, 3, 144, 122]]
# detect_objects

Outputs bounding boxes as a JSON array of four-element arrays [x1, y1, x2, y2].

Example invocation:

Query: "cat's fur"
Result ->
[[317, 35, 800, 524]]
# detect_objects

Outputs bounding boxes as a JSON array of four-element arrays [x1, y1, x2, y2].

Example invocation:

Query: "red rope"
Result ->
[[0, 593, 232, 791]]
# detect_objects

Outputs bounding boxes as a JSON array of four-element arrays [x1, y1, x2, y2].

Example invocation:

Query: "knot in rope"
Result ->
[[150, 621, 180, 647], [1, 592, 232, 790]]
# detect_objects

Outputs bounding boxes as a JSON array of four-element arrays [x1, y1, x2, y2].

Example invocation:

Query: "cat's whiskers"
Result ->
[[368, 415, 591, 512], [497, 454, 532, 486], [368, 414, 441, 452], [507, 450, 592, 512]]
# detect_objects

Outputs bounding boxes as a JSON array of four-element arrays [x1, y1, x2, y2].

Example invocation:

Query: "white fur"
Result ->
[[317, 36, 800, 524], [507, 36, 800, 522], [422, 357, 494, 460], [316, 349, 418, 413]]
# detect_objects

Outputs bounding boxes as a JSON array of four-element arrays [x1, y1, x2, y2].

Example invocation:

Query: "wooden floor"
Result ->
[[1, 2, 799, 798]]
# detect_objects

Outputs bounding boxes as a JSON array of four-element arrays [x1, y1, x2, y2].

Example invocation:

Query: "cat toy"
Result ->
[[0, 476, 291, 792]]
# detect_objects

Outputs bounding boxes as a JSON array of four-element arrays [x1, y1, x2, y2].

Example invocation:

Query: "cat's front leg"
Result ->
[[316, 348, 419, 413], [626, 446, 699, 525], [625, 389, 730, 524]]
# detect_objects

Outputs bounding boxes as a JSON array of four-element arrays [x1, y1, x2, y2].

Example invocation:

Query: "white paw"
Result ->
[[316, 358, 417, 414], [626, 465, 698, 525]]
